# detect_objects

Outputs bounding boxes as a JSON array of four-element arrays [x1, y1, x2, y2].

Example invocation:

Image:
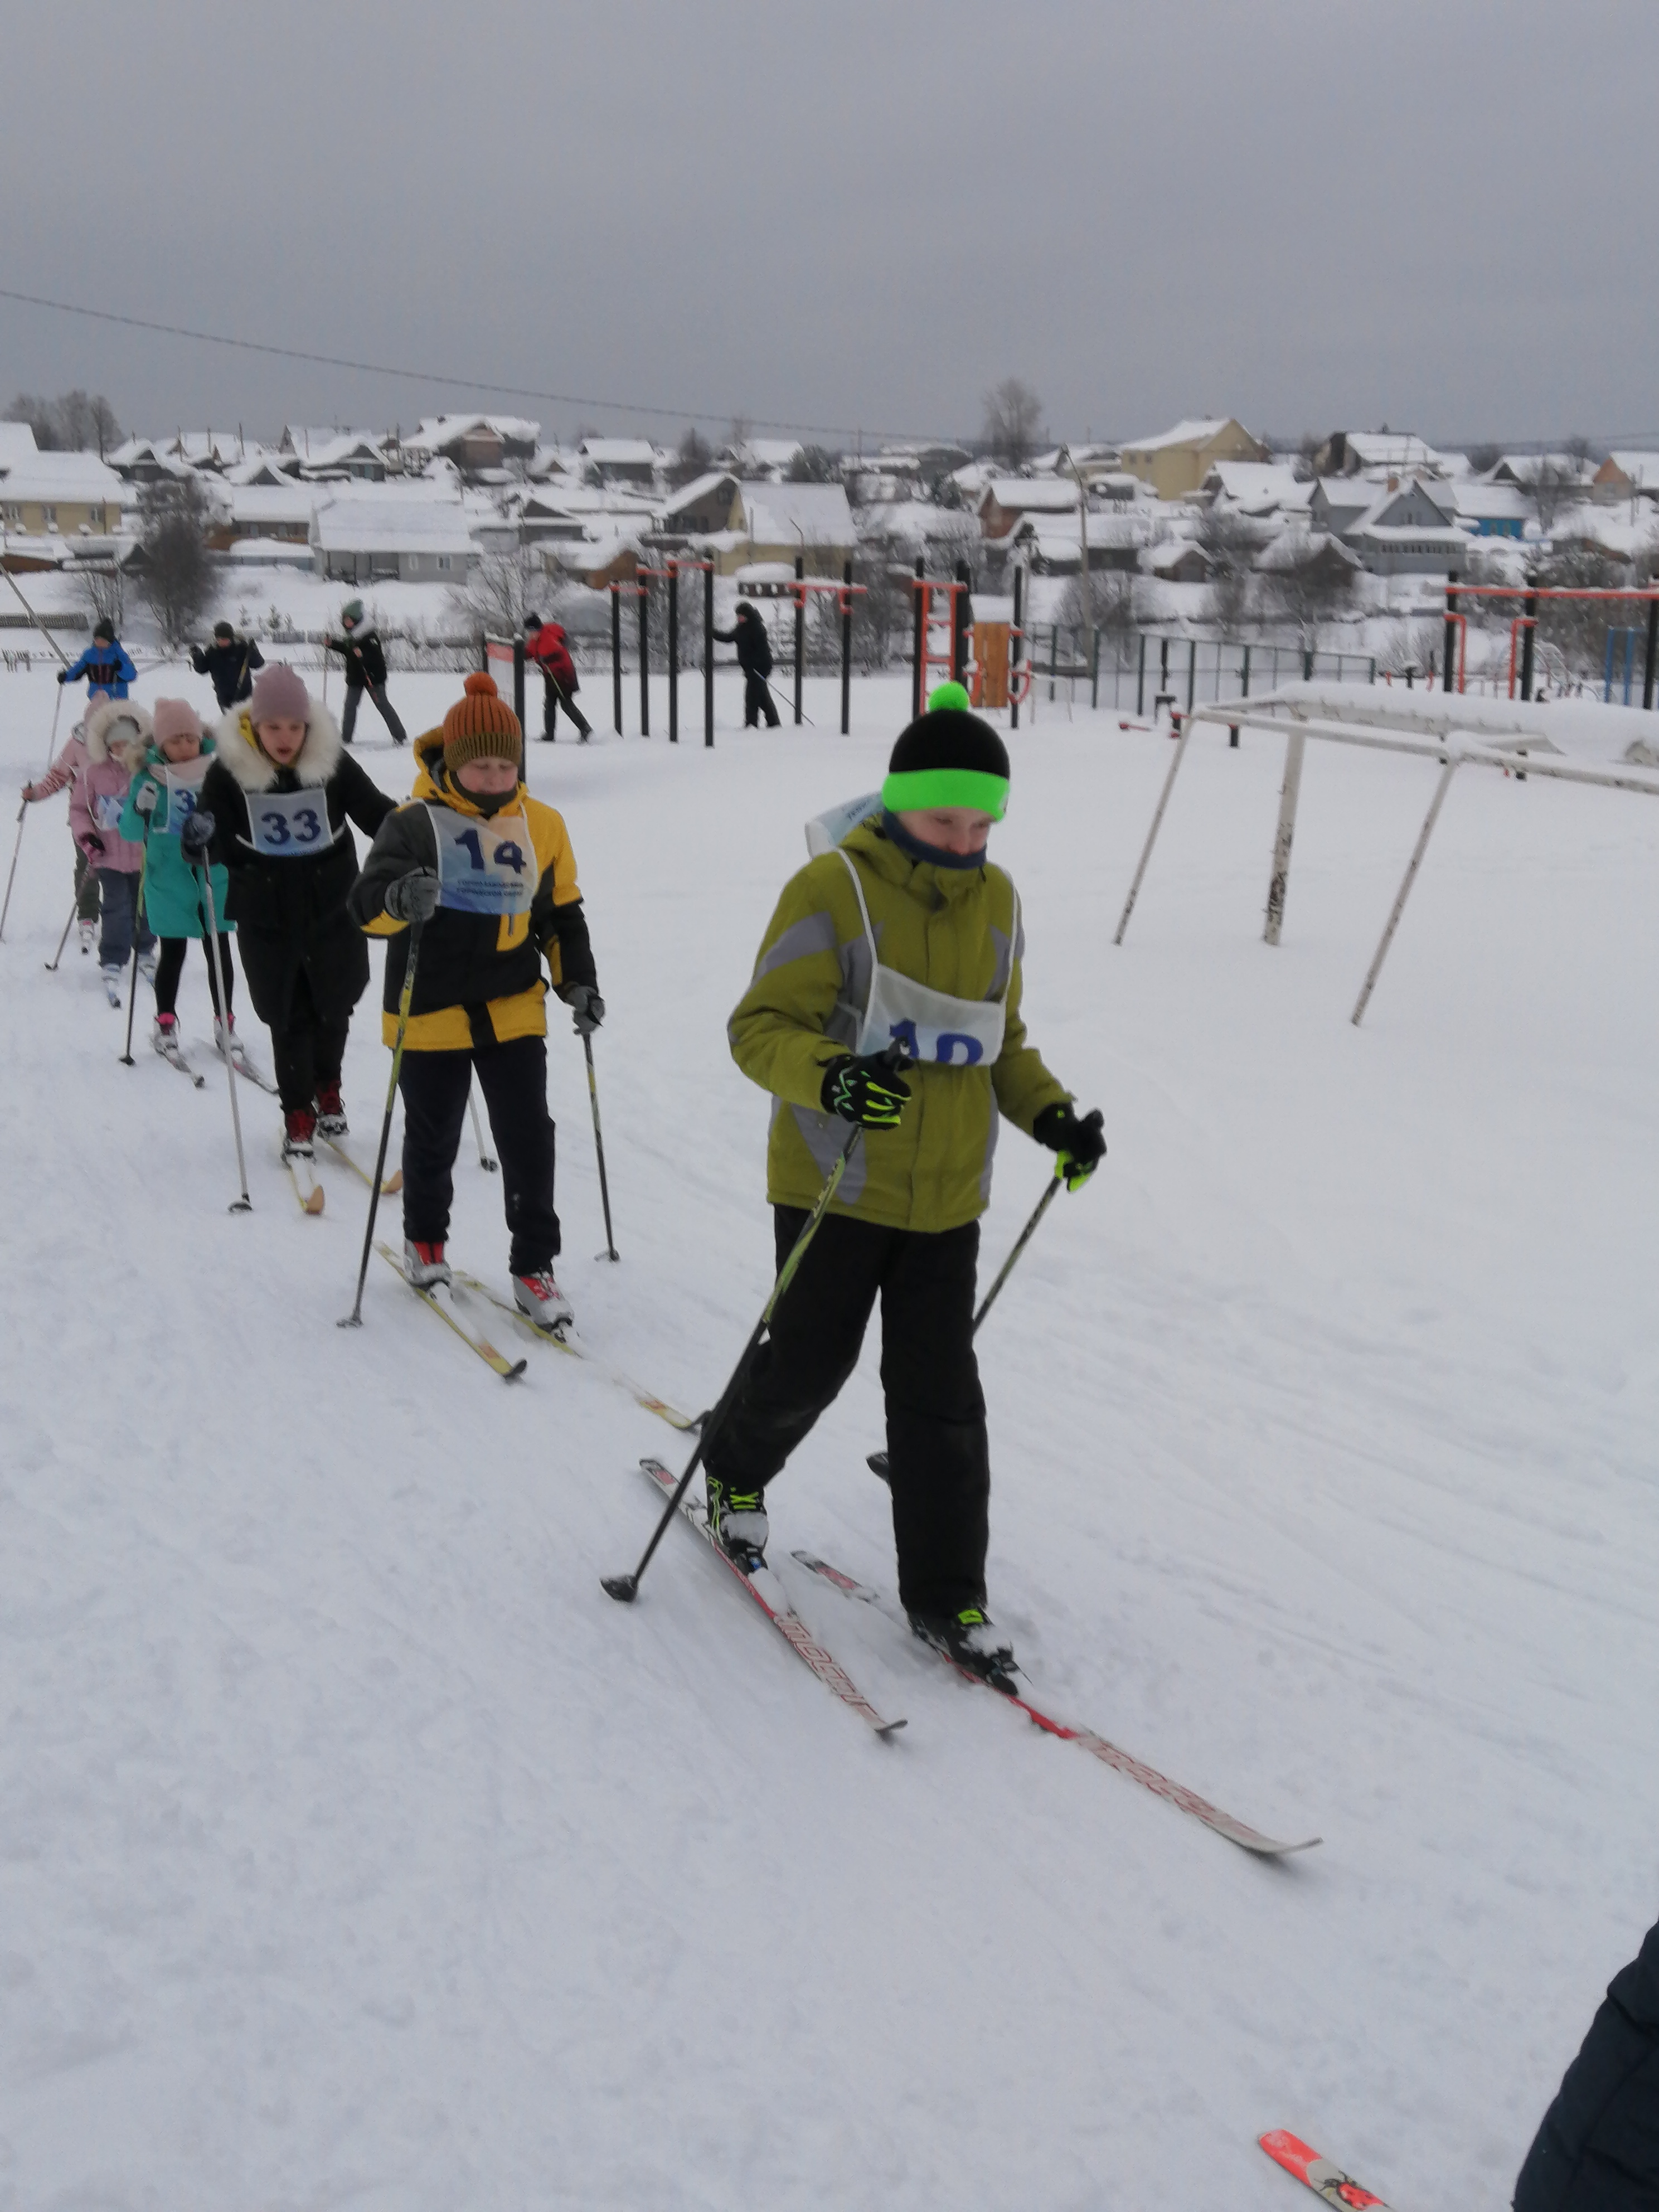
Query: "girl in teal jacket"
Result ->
[[120, 698, 238, 1062]]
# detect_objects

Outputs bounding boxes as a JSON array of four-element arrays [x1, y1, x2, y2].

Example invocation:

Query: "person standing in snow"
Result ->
[[1514, 1908, 1659, 2212], [58, 619, 137, 702], [712, 601, 780, 727], [190, 620, 265, 712], [200, 664, 397, 1166], [705, 683, 1106, 1679], [22, 716, 102, 954], [348, 672, 603, 1327], [523, 610, 592, 742], [72, 697, 156, 1003], [120, 698, 236, 1063], [324, 600, 407, 747]]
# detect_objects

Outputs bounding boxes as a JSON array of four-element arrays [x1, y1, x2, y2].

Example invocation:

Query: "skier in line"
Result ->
[[57, 619, 137, 702], [22, 716, 101, 955], [324, 600, 407, 748], [1514, 1906, 1659, 2212], [72, 698, 156, 1004], [706, 685, 1106, 1677], [200, 664, 397, 1166], [348, 672, 603, 1326], [190, 620, 265, 712], [712, 601, 780, 728], [523, 610, 592, 742], [120, 699, 236, 1062]]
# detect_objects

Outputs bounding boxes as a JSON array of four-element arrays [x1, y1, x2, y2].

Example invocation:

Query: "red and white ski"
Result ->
[[637, 1458, 905, 1740], [793, 1551, 1320, 1857], [1259, 2131, 1393, 2209]]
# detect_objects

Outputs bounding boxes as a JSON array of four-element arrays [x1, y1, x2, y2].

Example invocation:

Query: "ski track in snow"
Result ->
[[2, 663, 1656, 2207]]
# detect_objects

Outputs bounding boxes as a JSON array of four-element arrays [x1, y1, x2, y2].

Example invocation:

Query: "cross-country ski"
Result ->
[[1259, 2132, 1394, 2210], [373, 1241, 526, 1379]]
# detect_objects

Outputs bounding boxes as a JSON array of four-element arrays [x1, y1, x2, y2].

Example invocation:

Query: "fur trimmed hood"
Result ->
[[214, 698, 345, 793], [84, 696, 153, 769]]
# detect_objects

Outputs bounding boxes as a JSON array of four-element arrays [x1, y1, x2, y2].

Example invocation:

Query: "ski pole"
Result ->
[[0, 802, 26, 943], [584, 1031, 619, 1260], [468, 1085, 496, 1171], [44, 901, 76, 971], [339, 910, 426, 1328], [602, 1122, 862, 1604], [197, 862, 251, 1212], [2, 569, 74, 669], [972, 1169, 1064, 1335], [119, 847, 151, 1066]]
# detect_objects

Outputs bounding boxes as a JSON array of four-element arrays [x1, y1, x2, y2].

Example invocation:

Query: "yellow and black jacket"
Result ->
[[349, 731, 596, 1051]]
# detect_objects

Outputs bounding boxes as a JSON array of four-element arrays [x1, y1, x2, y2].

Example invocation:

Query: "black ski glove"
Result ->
[[1032, 1102, 1106, 1191], [821, 1050, 912, 1129], [559, 982, 604, 1036], [56, 670, 68, 685], [384, 866, 440, 923], [133, 782, 159, 817], [180, 809, 216, 860], [83, 831, 105, 856]]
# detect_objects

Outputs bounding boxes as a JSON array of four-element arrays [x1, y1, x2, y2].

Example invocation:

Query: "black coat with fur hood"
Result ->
[[202, 700, 397, 1027]]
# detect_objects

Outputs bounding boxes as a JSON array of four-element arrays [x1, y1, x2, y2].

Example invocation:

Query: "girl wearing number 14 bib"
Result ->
[[348, 672, 603, 1330], [200, 664, 397, 1156]]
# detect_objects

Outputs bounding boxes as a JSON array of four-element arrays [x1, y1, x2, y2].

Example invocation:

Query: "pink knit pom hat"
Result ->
[[152, 697, 203, 748], [248, 663, 311, 726]]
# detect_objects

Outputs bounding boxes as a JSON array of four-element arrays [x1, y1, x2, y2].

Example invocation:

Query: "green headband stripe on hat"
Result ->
[[881, 765, 1010, 819]]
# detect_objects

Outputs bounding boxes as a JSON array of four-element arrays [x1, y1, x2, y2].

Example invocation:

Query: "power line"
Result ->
[[0, 284, 956, 446]]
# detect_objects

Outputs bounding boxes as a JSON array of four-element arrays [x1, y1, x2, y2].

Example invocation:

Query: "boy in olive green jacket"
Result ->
[[713, 688, 1105, 1680]]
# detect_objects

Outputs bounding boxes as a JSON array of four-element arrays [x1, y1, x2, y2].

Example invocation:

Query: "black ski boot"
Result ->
[[705, 1474, 769, 1569], [910, 1606, 1018, 1688]]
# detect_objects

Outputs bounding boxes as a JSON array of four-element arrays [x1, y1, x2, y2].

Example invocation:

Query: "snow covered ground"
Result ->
[[2, 659, 1656, 2208]]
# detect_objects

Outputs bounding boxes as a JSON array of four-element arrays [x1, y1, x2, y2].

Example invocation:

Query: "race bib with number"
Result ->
[[425, 804, 535, 916], [244, 786, 333, 858], [159, 760, 209, 835], [94, 790, 125, 830]]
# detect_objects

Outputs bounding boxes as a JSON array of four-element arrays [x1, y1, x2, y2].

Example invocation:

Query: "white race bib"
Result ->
[[835, 847, 1013, 1068], [159, 758, 210, 835], [426, 804, 535, 916], [94, 790, 125, 831], [244, 786, 334, 858]]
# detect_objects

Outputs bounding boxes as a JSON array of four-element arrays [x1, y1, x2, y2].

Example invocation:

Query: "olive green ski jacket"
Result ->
[[727, 817, 1070, 1231]]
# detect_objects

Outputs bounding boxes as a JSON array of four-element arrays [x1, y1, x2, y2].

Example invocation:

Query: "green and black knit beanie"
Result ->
[[881, 681, 1011, 819]]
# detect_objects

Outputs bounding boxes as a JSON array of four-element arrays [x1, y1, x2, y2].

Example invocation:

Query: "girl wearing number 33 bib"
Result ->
[[200, 665, 397, 1156], [348, 672, 602, 1330]]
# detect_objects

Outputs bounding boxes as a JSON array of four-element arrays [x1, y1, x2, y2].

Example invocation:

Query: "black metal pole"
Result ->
[[793, 554, 805, 727], [1643, 593, 1659, 712], [840, 557, 852, 735], [513, 633, 526, 730], [478, 634, 489, 675], [638, 570, 649, 737], [667, 560, 679, 744], [911, 556, 925, 720], [951, 558, 969, 685], [610, 587, 622, 733], [704, 561, 715, 746], [1136, 630, 1146, 717], [1520, 579, 1539, 701], [1442, 572, 1458, 693], [1010, 565, 1024, 731]]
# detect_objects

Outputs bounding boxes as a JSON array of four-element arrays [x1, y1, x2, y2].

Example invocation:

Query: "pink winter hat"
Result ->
[[249, 663, 311, 725], [152, 697, 203, 747]]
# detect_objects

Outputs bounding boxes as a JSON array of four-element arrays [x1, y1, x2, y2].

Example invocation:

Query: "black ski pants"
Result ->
[[705, 1209, 989, 1620], [268, 967, 350, 1115], [743, 670, 780, 727], [399, 1034, 559, 1273], [341, 682, 408, 747], [539, 672, 592, 743], [154, 933, 235, 1018]]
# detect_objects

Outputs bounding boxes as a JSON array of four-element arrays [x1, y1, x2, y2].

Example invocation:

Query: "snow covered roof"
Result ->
[[1340, 431, 1443, 473], [1599, 452, 1659, 492], [1202, 462, 1308, 515], [658, 470, 737, 520], [733, 481, 855, 545], [280, 428, 389, 470], [311, 502, 476, 555], [979, 478, 1078, 513], [222, 454, 298, 488], [1022, 511, 1149, 554], [1254, 527, 1363, 574], [579, 439, 660, 466], [0, 422, 41, 468], [1120, 417, 1233, 454], [1448, 481, 1530, 522], [225, 486, 316, 525], [735, 439, 804, 473], [402, 413, 540, 455], [0, 451, 129, 502]]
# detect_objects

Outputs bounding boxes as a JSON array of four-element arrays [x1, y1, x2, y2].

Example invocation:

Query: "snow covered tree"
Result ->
[[6, 388, 122, 453], [982, 378, 1043, 469], [136, 476, 212, 650]]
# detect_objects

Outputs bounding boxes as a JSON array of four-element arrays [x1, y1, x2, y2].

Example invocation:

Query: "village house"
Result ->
[[401, 415, 540, 477], [578, 438, 662, 490], [975, 477, 1079, 541], [311, 497, 476, 583], [0, 435, 132, 543], [1118, 417, 1267, 499]]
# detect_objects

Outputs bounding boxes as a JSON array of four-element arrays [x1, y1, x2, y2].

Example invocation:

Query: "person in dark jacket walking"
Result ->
[[1514, 1909, 1659, 2212], [524, 610, 592, 742], [713, 602, 780, 727], [59, 620, 137, 701], [190, 621, 265, 711], [201, 662, 397, 1160], [324, 599, 407, 747]]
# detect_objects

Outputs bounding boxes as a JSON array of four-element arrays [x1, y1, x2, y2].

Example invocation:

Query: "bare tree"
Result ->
[[137, 476, 213, 649], [1293, 431, 1322, 483], [1536, 541, 1633, 676], [1465, 444, 1503, 477], [1264, 534, 1356, 648], [1522, 458, 1582, 533], [786, 444, 840, 484], [982, 377, 1043, 469], [71, 557, 127, 636], [1197, 508, 1268, 635], [447, 541, 542, 642], [666, 425, 714, 489], [6, 389, 122, 453]]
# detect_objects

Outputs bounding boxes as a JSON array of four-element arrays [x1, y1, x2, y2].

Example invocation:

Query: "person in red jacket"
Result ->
[[523, 612, 591, 743]]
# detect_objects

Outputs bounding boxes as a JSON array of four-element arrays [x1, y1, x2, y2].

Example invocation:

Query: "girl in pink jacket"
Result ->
[[70, 698, 156, 1002], [22, 723, 101, 953]]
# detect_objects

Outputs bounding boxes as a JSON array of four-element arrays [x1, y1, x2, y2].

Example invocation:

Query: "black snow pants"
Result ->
[[743, 671, 780, 727], [399, 1034, 559, 1273], [341, 682, 408, 746], [269, 967, 350, 1116], [540, 672, 592, 743], [704, 1209, 989, 1619]]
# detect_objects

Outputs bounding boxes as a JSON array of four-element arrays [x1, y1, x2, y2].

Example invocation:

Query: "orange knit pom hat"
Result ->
[[442, 671, 522, 774]]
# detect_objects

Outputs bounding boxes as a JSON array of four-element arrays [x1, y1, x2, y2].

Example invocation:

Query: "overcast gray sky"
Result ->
[[4, 0, 1656, 452]]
